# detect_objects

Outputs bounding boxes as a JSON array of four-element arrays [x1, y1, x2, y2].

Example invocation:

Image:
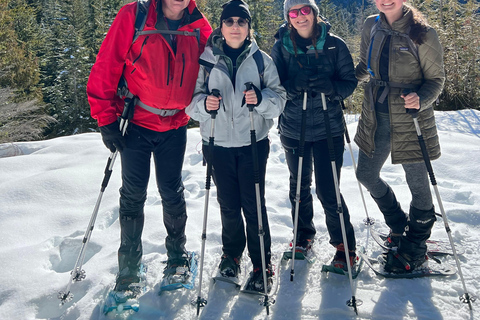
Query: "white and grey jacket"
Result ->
[[186, 32, 286, 148]]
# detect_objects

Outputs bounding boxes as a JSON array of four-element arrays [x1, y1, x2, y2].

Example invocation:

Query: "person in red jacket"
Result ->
[[87, 0, 212, 292]]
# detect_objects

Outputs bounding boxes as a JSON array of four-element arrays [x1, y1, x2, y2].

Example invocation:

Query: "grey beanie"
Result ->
[[283, 0, 319, 21]]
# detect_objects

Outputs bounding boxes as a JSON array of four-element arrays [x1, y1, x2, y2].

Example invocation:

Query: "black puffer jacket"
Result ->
[[271, 21, 357, 141]]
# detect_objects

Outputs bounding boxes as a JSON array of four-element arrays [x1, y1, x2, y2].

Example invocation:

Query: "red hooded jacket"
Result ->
[[87, 0, 212, 132]]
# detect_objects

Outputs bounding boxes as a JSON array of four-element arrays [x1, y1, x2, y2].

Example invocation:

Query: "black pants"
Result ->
[[281, 134, 356, 250], [203, 139, 271, 269], [118, 124, 188, 274]]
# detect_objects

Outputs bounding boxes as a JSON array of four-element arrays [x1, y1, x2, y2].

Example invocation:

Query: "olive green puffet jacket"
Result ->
[[354, 8, 445, 164]]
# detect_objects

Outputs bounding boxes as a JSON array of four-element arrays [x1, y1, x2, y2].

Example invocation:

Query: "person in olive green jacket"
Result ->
[[354, 0, 445, 273]]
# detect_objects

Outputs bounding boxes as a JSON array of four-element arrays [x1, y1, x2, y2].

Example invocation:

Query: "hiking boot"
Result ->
[[384, 231, 402, 249], [383, 250, 428, 273], [163, 254, 190, 283], [219, 254, 241, 278], [331, 244, 356, 271], [246, 265, 274, 293], [114, 267, 141, 292], [293, 238, 314, 254], [383, 205, 436, 273]]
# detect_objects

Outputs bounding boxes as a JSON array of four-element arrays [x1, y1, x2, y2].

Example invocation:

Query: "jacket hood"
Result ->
[[275, 21, 331, 55]]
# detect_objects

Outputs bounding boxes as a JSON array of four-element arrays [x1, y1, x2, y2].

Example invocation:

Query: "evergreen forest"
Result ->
[[0, 0, 479, 142]]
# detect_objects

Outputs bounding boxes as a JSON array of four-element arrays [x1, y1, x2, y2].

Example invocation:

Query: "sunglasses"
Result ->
[[288, 6, 312, 19], [222, 17, 249, 27]]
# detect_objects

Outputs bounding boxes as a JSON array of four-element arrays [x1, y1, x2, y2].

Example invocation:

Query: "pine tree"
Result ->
[[41, 0, 98, 136], [0, 0, 43, 100]]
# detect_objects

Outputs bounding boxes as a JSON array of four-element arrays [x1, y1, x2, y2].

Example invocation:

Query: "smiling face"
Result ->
[[287, 4, 315, 39], [162, 0, 190, 20], [375, 0, 406, 25], [221, 17, 249, 49]]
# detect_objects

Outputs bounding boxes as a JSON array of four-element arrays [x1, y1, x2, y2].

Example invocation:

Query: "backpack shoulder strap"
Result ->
[[133, 0, 150, 43], [198, 58, 215, 93], [367, 15, 381, 77], [252, 50, 265, 89]]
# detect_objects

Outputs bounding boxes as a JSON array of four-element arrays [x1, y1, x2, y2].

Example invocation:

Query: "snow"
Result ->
[[0, 110, 479, 320]]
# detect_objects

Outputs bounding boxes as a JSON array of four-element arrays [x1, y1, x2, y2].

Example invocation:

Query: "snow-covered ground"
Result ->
[[0, 110, 479, 320]]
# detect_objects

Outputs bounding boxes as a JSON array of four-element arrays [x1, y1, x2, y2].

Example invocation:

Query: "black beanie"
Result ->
[[220, 0, 251, 23]]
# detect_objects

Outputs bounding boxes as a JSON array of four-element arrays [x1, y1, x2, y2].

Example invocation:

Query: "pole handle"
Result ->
[[208, 89, 220, 118], [403, 89, 419, 118], [244, 82, 254, 111]]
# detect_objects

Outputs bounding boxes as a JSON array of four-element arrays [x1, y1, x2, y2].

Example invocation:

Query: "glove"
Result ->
[[99, 121, 126, 153], [242, 83, 263, 108], [308, 75, 334, 95], [292, 72, 310, 93]]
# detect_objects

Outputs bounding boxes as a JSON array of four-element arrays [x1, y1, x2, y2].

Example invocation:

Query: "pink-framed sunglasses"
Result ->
[[288, 6, 312, 19]]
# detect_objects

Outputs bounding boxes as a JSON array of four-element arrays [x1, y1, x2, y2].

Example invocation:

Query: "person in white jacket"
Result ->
[[186, 0, 286, 293]]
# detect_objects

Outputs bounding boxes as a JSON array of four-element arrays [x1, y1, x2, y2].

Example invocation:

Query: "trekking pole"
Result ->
[[245, 82, 274, 314], [58, 97, 135, 305], [407, 107, 475, 310], [193, 89, 220, 315], [321, 93, 360, 314], [340, 101, 374, 245], [290, 91, 308, 282]]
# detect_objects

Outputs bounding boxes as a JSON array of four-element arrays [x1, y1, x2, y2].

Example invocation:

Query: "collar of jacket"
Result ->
[[212, 28, 253, 58], [203, 27, 258, 78], [378, 5, 413, 34], [277, 21, 329, 55], [154, 0, 206, 30]]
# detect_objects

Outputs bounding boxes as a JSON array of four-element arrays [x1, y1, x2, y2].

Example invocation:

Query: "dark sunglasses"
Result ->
[[222, 17, 249, 27], [288, 6, 312, 19]]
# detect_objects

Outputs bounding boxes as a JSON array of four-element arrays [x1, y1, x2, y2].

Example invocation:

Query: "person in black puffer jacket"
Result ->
[[271, 0, 358, 270]]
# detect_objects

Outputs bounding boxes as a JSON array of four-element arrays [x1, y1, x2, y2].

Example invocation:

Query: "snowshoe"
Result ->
[[321, 246, 364, 279], [382, 250, 427, 274], [159, 252, 198, 292], [357, 250, 456, 279], [212, 254, 242, 288], [242, 266, 274, 294], [282, 239, 315, 263], [103, 264, 147, 315]]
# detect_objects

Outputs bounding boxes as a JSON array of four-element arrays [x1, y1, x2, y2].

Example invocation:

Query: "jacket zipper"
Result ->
[[180, 53, 185, 87], [132, 36, 149, 67], [167, 51, 170, 85]]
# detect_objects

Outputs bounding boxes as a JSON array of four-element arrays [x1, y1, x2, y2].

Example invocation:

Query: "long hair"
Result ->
[[404, 4, 430, 45]]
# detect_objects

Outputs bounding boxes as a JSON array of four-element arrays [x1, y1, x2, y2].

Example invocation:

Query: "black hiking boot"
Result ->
[[219, 254, 241, 278], [163, 253, 190, 284], [384, 231, 402, 249], [384, 205, 436, 273], [331, 243, 356, 271], [114, 267, 141, 292], [246, 266, 273, 293], [383, 250, 428, 273]]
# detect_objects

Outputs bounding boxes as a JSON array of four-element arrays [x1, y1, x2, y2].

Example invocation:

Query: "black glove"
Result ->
[[292, 72, 310, 93], [308, 75, 334, 95], [99, 121, 126, 153]]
